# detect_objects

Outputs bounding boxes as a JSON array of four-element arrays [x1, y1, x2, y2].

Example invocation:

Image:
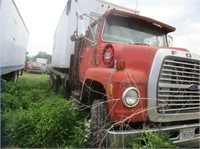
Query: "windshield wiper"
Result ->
[[132, 42, 150, 46]]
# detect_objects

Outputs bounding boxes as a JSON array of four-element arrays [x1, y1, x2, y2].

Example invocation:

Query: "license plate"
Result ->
[[180, 128, 195, 140]]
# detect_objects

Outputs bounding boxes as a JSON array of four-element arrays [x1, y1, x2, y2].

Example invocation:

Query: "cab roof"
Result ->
[[103, 9, 176, 33]]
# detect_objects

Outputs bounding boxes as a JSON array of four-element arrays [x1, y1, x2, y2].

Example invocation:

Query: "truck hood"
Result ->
[[110, 43, 189, 90], [114, 44, 189, 73]]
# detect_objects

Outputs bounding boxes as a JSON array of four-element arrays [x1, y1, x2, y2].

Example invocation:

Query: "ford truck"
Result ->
[[51, 0, 200, 148]]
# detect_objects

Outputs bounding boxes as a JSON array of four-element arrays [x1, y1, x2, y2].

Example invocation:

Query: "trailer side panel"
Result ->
[[0, 0, 29, 76]]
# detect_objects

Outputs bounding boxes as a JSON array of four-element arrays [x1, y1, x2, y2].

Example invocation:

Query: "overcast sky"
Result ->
[[14, 0, 199, 56]]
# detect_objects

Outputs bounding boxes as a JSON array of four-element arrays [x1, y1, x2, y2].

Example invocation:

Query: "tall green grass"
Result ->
[[1, 73, 87, 148], [130, 131, 176, 148]]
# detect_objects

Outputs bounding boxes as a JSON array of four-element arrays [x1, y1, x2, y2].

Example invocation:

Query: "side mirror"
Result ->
[[76, 9, 86, 38], [167, 35, 173, 47], [77, 19, 86, 38], [70, 34, 76, 41]]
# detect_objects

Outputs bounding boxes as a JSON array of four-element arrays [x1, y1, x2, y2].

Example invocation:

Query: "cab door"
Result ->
[[79, 20, 101, 82]]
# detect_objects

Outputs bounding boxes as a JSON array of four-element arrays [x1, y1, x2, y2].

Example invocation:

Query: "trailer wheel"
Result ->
[[89, 99, 108, 148]]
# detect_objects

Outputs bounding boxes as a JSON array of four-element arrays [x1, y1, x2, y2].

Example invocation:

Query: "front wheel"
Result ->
[[89, 99, 109, 148]]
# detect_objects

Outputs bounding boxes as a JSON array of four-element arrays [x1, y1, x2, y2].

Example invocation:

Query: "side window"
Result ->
[[87, 21, 100, 45], [66, 0, 71, 15]]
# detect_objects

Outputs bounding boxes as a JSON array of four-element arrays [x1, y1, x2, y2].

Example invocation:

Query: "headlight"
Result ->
[[122, 87, 140, 108]]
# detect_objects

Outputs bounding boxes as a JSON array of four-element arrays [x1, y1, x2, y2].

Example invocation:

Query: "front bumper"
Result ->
[[106, 123, 200, 148], [28, 69, 44, 74]]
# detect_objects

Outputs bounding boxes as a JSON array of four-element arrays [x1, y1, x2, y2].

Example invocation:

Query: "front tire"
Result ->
[[89, 99, 108, 148]]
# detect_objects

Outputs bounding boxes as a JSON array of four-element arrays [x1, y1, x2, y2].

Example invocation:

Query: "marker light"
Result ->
[[107, 84, 113, 95], [115, 60, 126, 71]]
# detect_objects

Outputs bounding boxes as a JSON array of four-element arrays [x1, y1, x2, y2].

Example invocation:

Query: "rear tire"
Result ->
[[89, 99, 108, 148]]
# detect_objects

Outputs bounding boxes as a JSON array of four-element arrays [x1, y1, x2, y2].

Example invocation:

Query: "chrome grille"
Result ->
[[157, 56, 200, 114]]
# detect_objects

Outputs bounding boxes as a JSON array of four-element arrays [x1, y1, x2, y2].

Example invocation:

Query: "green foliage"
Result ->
[[2, 99, 86, 148], [130, 131, 177, 148], [1, 76, 48, 112], [1, 73, 87, 148], [58, 85, 71, 99]]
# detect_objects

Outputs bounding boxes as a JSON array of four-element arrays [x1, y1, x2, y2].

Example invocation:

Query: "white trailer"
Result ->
[[36, 58, 47, 66], [51, 0, 138, 90], [0, 0, 29, 81]]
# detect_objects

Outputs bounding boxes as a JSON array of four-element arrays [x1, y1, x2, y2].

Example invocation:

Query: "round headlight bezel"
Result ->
[[122, 87, 140, 108]]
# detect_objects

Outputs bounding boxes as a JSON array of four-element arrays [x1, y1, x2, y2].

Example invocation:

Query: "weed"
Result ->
[[58, 85, 71, 99], [1, 73, 87, 148], [130, 131, 177, 148], [2, 99, 86, 148]]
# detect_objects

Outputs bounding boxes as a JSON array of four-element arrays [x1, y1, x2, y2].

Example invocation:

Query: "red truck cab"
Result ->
[[70, 9, 200, 148]]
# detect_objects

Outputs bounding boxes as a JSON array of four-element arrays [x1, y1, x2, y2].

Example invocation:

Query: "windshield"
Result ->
[[102, 14, 168, 47]]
